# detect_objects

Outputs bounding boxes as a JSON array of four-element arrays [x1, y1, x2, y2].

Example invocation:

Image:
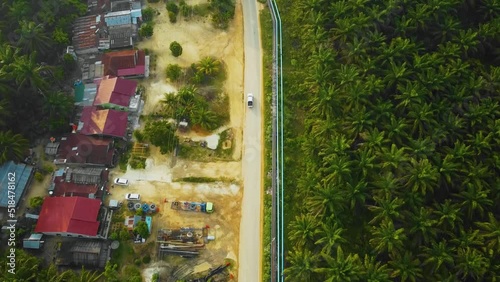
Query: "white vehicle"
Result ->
[[247, 93, 254, 108], [114, 178, 129, 186], [125, 193, 141, 201]]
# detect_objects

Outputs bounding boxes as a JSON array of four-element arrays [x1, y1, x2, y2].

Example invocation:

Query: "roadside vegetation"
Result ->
[[259, 6, 274, 282], [279, 0, 500, 281], [163, 0, 235, 29]]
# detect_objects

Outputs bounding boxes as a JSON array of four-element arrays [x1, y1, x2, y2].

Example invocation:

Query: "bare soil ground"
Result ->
[[124, 1, 245, 280]]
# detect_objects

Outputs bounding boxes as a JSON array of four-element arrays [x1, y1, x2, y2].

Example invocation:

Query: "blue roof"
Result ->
[[54, 168, 65, 177], [105, 15, 131, 26], [131, 9, 142, 19], [0, 161, 33, 208]]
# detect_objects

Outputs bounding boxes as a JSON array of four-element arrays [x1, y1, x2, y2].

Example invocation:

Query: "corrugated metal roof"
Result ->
[[0, 161, 33, 208]]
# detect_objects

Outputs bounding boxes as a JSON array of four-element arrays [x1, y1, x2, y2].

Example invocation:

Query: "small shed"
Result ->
[[23, 234, 44, 249], [45, 142, 60, 156]]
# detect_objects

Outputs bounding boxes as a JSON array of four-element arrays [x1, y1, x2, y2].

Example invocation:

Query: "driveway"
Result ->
[[238, 0, 264, 281]]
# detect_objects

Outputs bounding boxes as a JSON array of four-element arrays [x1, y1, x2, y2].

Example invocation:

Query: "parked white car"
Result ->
[[125, 193, 141, 201], [247, 93, 254, 108], [114, 178, 129, 186]]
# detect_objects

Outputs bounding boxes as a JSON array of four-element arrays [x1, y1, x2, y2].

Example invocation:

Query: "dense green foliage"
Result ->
[[170, 41, 183, 57], [166, 63, 183, 82], [209, 0, 235, 29], [143, 120, 178, 154], [139, 23, 154, 38], [280, 0, 500, 281], [161, 85, 227, 131], [0, 0, 85, 149], [0, 249, 103, 281]]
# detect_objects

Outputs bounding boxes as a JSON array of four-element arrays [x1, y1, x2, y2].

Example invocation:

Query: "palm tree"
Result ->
[[407, 207, 437, 246], [0, 130, 29, 164], [454, 182, 493, 220], [288, 213, 320, 248], [358, 128, 388, 155], [372, 172, 402, 200], [476, 212, 500, 254], [420, 240, 454, 274], [454, 247, 490, 281], [321, 154, 353, 185], [402, 157, 439, 197], [196, 56, 220, 77], [0, 99, 10, 127], [369, 219, 407, 256], [314, 216, 347, 254], [307, 182, 347, 217], [359, 255, 392, 282], [43, 91, 74, 132], [314, 246, 362, 281], [433, 200, 463, 233], [192, 106, 220, 131], [389, 252, 424, 282], [74, 267, 104, 282], [368, 196, 405, 225], [15, 20, 52, 55], [38, 264, 76, 281], [284, 246, 320, 282], [451, 228, 483, 249], [379, 143, 409, 171], [10, 52, 49, 92]]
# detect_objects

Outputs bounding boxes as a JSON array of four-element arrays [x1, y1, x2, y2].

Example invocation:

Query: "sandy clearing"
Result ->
[[124, 1, 245, 279]]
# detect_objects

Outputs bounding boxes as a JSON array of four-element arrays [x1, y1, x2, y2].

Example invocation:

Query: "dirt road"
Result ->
[[238, 0, 264, 281]]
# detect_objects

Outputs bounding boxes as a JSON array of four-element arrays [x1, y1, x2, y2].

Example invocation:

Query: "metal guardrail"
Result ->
[[268, 0, 284, 281]]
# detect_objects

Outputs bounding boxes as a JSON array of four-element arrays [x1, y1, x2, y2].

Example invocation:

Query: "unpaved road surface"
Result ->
[[238, 0, 264, 281]]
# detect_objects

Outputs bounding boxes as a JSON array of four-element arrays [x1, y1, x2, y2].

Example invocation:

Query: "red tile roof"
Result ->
[[57, 134, 115, 166], [80, 106, 128, 138], [35, 197, 101, 236], [102, 50, 146, 77], [93, 76, 137, 107], [52, 176, 101, 198]]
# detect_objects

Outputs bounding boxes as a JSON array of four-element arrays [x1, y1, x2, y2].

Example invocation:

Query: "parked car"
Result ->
[[125, 193, 141, 201], [247, 93, 254, 108], [114, 178, 129, 186]]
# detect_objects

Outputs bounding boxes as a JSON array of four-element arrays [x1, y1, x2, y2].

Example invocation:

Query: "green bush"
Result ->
[[165, 64, 182, 82], [43, 164, 54, 174], [139, 23, 154, 37], [135, 208, 144, 216], [166, 2, 179, 15], [142, 255, 151, 264], [134, 258, 142, 266], [134, 130, 145, 142], [168, 11, 177, 23], [34, 172, 44, 182], [109, 232, 119, 240], [169, 41, 183, 57], [29, 196, 44, 208], [119, 229, 130, 241], [147, 0, 160, 3], [142, 7, 155, 22], [62, 53, 76, 71]]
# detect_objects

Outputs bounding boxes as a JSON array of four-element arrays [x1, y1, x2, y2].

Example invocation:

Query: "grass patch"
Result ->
[[110, 241, 135, 268], [175, 176, 218, 183], [178, 128, 234, 161]]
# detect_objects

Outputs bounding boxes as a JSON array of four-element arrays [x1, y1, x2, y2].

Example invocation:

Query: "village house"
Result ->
[[34, 197, 111, 238], [102, 49, 148, 78], [48, 167, 109, 199], [54, 133, 118, 167]]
